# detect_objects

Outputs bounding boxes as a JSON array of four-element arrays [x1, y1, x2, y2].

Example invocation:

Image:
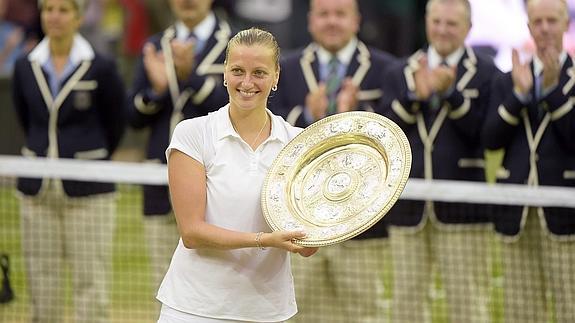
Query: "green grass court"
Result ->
[[0, 184, 158, 322], [0, 183, 507, 323], [0, 150, 561, 323]]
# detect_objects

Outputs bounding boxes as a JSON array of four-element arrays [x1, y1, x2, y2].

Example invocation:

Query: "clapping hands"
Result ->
[[142, 38, 197, 95], [413, 55, 456, 101]]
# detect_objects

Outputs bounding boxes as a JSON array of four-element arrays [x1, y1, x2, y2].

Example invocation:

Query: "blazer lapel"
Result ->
[[160, 26, 180, 104], [300, 41, 372, 92], [349, 41, 371, 87], [31, 60, 92, 112], [456, 47, 477, 92], [562, 55, 575, 95], [300, 44, 320, 92], [196, 18, 231, 75]]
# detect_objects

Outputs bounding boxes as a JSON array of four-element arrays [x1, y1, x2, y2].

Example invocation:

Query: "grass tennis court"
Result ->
[[0, 153, 564, 323], [0, 184, 158, 322], [0, 182, 507, 323]]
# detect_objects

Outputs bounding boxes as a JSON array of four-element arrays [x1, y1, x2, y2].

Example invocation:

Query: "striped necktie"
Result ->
[[326, 56, 342, 115], [187, 32, 205, 55], [534, 72, 546, 121], [429, 59, 449, 110], [534, 72, 543, 100]]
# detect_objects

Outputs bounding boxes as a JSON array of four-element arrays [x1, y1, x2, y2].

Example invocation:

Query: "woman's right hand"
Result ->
[[261, 231, 319, 257]]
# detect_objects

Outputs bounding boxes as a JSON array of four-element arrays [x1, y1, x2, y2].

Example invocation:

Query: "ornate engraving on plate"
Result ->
[[261, 112, 411, 247]]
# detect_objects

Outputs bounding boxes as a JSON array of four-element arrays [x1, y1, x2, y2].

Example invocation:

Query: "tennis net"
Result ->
[[0, 155, 573, 323]]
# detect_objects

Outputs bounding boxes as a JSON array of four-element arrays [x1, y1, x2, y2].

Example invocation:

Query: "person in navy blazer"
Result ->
[[269, 0, 396, 322], [482, 0, 575, 321], [271, 10, 396, 129], [376, 0, 500, 322], [11, 0, 126, 322], [127, 0, 232, 294]]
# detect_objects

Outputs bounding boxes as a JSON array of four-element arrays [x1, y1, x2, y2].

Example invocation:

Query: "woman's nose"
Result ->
[[241, 74, 254, 86]]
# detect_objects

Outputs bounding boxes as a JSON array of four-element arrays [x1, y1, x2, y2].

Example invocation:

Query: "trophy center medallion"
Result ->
[[323, 171, 356, 201]]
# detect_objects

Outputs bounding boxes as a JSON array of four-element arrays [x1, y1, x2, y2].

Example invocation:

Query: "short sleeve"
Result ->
[[166, 118, 205, 165]]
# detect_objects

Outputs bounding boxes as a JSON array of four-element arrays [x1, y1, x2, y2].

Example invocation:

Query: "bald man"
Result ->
[[271, 0, 397, 322], [483, 0, 575, 322], [378, 0, 500, 322]]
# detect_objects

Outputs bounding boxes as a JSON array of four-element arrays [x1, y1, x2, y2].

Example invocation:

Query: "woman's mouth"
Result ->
[[239, 90, 257, 97]]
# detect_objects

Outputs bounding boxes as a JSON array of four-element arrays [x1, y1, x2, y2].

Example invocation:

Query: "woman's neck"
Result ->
[[229, 106, 268, 130], [49, 36, 74, 74], [50, 35, 74, 57], [229, 107, 270, 150]]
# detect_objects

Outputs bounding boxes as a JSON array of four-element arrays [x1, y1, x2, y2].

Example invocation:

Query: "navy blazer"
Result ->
[[128, 17, 232, 215], [270, 41, 397, 128], [482, 55, 575, 237], [12, 52, 126, 197], [378, 47, 500, 227], [270, 41, 397, 239]]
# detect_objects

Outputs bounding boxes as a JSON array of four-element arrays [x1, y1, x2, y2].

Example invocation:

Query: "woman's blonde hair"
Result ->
[[38, 0, 86, 14], [225, 28, 280, 71]]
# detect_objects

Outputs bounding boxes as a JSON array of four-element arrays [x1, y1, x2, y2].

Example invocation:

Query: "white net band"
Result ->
[[1, 155, 574, 207]]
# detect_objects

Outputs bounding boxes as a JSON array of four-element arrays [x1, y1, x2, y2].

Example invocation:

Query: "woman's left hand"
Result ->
[[263, 231, 318, 257]]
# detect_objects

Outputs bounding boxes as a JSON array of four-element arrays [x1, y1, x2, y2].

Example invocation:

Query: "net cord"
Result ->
[[0, 155, 574, 208]]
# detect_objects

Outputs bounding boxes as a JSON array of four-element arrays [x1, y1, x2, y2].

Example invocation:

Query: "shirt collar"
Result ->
[[216, 104, 237, 140], [428, 46, 465, 68], [174, 12, 216, 42], [533, 51, 567, 77], [316, 37, 358, 66], [28, 34, 94, 65], [215, 104, 290, 145]]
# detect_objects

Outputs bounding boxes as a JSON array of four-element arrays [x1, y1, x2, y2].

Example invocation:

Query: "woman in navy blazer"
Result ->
[[11, 0, 126, 322]]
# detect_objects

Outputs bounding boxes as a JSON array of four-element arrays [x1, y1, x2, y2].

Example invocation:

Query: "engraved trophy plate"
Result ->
[[261, 111, 412, 247]]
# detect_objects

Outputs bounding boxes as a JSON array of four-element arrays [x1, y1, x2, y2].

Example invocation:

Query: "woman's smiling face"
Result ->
[[224, 44, 279, 112]]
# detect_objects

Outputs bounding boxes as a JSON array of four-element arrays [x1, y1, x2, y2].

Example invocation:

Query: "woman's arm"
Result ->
[[168, 149, 318, 256]]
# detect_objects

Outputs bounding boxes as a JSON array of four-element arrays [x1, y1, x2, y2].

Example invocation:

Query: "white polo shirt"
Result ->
[[158, 104, 302, 322]]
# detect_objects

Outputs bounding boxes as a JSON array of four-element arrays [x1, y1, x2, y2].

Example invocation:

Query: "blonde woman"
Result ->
[[157, 28, 317, 323]]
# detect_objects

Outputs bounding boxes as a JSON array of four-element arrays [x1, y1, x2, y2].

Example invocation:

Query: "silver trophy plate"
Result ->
[[261, 111, 412, 247]]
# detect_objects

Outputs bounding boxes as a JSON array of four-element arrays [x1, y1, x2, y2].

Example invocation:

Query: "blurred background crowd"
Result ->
[[1, 0, 573, 79], [1, 1, 574, 322], [0, 0, 427, 81], [0, 0, 436, 158], [0, 0, 573, 160]]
